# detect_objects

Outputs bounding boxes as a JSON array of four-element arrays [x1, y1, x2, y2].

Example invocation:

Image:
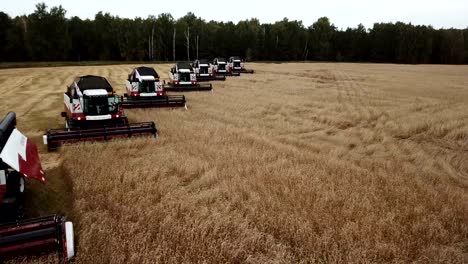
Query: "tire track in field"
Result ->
[[331, 69, 364, 130], [180, 68, 347, 155], [20, 68, 74, 117], [333, 70, 442, 165], [335, 70, 377, 126], [335, 69, 468, 184]]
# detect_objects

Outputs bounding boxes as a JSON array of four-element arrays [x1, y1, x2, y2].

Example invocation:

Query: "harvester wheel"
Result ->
[[5, 172, 25, 199]]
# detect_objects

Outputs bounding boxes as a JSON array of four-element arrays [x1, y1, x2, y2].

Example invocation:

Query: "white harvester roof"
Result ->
[[139, 75, 156, 81], [83, 89, 108, 96]]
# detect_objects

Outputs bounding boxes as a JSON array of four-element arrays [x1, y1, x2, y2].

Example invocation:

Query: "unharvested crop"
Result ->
[[1, 63, 467, 263]]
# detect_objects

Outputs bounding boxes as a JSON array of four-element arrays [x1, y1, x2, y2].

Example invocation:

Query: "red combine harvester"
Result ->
[[192, 59, 225, 82], [213, 57, 239, 77], [43, 75, 157, 151], [0, 112, 75, 262], [122, 66, 187, 109], [164, 62, 213, 92], [227, 56, 255, 74]]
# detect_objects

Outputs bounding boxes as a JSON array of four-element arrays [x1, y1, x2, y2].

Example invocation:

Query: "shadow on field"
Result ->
[[24, 165, 74, 219]]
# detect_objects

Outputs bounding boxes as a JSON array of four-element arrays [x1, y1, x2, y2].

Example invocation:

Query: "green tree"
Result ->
[[309, 17, 336, 60], [0, 3, 467, 64]]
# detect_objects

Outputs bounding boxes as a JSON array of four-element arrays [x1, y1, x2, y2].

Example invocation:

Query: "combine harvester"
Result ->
[[213, 58, 239, 76], [164, 62, 213, 92], [192, 59, 225, 82], [228, 56, 255, 74], [44, 75, 157, 151], [122, 66, 186, 109], [0, 112, 75, 262]]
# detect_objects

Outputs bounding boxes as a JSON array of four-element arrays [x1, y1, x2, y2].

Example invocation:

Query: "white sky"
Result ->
[[1, 0, 467, 29]]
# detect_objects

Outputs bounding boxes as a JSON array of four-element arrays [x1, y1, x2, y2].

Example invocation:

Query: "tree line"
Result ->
[[0, 3, 467, 64]]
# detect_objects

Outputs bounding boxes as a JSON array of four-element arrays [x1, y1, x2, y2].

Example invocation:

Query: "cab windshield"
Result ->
[[200, 66, 209, 74], [139, 81, 156, 93], [179, 73, 191, 82], [83, 95, 119, 115]]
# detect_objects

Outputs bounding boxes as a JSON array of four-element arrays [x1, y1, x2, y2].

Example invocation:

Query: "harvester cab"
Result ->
[[122, 66, 186, 108], [228, 56, 255, 74], [0, 112, 75, 262], [192, 59, 225, 82], [62, 75, 123, 128], [164, 62, 213, 92], [44, 75, 157, 151], [213, 58, 230, 76]]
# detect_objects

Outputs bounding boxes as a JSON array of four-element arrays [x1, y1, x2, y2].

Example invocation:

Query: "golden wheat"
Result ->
[[0, 63, 467, 263]]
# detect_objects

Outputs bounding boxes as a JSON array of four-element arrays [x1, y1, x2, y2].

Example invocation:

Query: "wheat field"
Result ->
[[0, 63, 467, 263]]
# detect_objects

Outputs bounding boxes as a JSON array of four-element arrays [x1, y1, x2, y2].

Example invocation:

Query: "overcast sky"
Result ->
[[1, 0, 467, 29]]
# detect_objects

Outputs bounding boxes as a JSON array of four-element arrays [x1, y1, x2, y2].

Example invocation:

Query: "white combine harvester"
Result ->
[[192, 59, 225, 82], [122, 66, 186, 108], [213, 57, 239, 76], [164, 62, 213, 92], [43, 75, 157, 151], [227, 56, 255, 74]]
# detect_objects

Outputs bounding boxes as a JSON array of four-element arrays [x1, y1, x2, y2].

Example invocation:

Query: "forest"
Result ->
[[0, 3, 467, 64]]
